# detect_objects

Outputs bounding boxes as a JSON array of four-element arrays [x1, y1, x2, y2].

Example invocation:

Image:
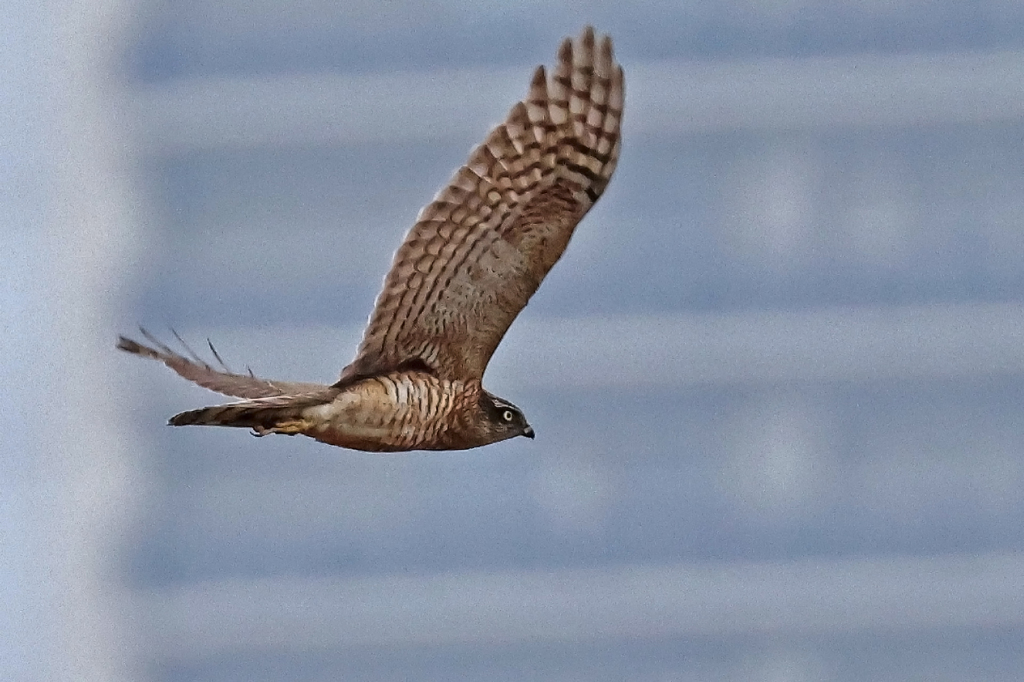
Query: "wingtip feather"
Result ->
[[117, 334, 158, 359]]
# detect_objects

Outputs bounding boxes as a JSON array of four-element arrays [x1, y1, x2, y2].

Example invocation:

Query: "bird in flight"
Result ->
[[118, 26, 624, 451]]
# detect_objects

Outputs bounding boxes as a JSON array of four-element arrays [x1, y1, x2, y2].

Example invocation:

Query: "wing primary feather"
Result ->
[[139, 326, 178, 358], [118, 329, 331, 399], [207, 339, 231, 372], [170, 328, 206, 366]]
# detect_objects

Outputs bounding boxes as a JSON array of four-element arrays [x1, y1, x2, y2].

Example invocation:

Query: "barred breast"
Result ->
[[301, 371, 477, 452]]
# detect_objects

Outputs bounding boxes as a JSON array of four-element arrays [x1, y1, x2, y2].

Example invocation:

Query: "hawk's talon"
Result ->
[[267, 420, 307, 436], [250, 421, 306, 438]]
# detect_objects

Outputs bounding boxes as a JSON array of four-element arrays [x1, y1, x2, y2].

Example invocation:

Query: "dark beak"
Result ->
[[522, 425, 535, 439]]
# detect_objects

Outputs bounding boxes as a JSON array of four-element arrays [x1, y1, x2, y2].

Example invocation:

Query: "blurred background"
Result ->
[[4, 1, 1024, 680]]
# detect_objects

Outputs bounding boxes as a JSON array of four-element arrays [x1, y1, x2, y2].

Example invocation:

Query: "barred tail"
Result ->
[[168, 393, 333, 434]]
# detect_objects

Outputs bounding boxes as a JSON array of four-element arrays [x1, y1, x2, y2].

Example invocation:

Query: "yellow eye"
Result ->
[[503, 410, 514, 422]]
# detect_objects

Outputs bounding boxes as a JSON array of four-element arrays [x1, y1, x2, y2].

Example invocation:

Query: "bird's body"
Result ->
[[169, 371, 523, 451], [118, 27, 623, 452], [302, 373, 472, 451]]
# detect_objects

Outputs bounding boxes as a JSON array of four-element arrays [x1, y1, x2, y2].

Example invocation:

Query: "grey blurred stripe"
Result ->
[[170, 301, 1024, 391], [141, 550, 1024, 658], [131, 50, 1024, 155]]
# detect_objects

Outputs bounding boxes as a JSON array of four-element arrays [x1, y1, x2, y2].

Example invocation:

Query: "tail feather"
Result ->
[[169, 392, 335, 432]]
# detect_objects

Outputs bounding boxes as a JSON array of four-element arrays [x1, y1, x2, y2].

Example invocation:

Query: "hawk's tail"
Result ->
[[169, 393, 332, 435]]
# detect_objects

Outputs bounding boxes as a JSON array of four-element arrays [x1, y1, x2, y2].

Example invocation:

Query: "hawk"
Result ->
[[118, 26, 624, 451]]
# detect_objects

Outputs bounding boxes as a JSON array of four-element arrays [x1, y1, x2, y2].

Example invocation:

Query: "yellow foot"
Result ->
[[250, 420, 308, 438]]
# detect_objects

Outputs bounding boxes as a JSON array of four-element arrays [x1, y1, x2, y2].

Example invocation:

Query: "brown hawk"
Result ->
[[118, 26, 624, 451]]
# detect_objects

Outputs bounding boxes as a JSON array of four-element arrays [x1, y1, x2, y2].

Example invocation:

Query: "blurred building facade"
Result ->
[[67, 2, 1024, 680]]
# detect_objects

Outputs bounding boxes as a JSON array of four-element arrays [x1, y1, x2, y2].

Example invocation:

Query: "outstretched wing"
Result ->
[[117, 329, 330, 399], [342, 26, 624, 384]]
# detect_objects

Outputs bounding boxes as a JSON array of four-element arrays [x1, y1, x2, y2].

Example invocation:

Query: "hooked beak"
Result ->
[[522, 425, 535, 439]]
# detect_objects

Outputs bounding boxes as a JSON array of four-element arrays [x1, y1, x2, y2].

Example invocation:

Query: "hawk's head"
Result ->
[[480, 392, 535, 443]]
